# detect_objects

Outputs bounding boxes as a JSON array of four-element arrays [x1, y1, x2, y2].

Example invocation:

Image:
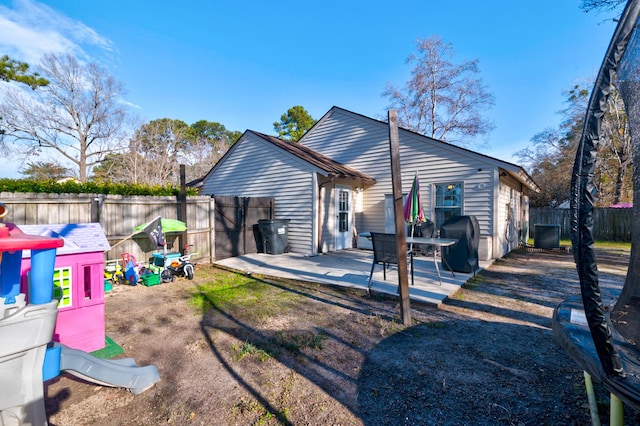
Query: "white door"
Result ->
[[335, 186, 352, 250]]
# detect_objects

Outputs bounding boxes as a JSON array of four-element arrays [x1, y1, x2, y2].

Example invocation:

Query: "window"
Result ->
[[52, 266, 73, 308], [435, 182, 462, 226], [338, 190, 349, 233]]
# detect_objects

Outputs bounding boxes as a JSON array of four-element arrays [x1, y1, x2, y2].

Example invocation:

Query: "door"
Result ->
[[335, 186, 352, 250], [214, 196, 274, 259]]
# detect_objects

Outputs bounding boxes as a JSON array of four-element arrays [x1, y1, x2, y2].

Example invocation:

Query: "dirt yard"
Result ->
[[44, 247, 638, 425]]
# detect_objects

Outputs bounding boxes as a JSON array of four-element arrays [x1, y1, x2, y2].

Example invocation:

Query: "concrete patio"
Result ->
[[213, 248, 493, 307]]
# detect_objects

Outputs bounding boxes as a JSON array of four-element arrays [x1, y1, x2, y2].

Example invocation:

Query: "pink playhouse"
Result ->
[[19, 223, 111, 352]]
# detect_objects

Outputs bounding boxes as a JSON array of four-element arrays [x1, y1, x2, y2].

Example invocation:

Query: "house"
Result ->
[[199, 106, 539, 261]]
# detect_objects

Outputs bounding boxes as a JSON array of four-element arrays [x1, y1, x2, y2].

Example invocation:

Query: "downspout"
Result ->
[[520, 182, 526, 244]]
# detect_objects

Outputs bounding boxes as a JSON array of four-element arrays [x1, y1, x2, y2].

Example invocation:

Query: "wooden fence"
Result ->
[[0, 192, 216, 264], [530, 207, 633, 242]]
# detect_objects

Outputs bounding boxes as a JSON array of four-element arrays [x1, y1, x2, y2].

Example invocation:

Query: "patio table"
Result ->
[[406, 237, 457, 285]]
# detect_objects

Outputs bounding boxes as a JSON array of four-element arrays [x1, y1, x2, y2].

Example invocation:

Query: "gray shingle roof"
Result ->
[[19, 223, 110, 255]]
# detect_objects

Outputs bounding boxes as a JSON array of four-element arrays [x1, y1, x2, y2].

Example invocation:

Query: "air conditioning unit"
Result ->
[[534, 224, 561, 249], [357, 232, 372, 250]]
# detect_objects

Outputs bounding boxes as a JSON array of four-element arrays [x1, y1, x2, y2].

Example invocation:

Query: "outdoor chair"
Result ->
[[410, 220, 435, 256], [368, 232, 401, 291]]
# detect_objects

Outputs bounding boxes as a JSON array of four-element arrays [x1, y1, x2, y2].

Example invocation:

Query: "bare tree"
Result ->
[[598, 89, 633, 204], [382, 36, 495, 147], [124, 118, 192, 186], [179, 136, 221, 183], [181, 120, 234, 182], [517, 127, 578, 207], [517, 82, 633, 207], [92, 118, 241, 185], [580, 0, 625, 12], [0, 53, 130, 181]]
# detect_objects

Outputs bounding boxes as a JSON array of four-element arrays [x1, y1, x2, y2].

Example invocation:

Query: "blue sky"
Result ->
[[0, 0, 618, 178]]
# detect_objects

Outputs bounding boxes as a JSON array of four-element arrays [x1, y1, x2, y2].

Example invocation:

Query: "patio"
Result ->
[[213, 248, 493, 306]]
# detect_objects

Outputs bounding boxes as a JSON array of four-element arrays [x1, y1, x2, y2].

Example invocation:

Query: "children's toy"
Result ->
[[163, 245, 195, 281], [120, 253, 139, 285], [0, 219, 64, 425], [57, 343, 159, 394], [19, 223, 111, 352], [137, 216, 192, 282], [104, 259, 124, 285], [151, 249, 195, 282], [0, 209, 160, 425], [152, 251, 181, 283], [140, 273, 161, 287]]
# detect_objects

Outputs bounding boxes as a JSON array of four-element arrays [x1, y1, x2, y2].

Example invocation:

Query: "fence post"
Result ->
[[178, 165, 187, 253], [209, 197, 216, 263], [91, 195, 103, 223]]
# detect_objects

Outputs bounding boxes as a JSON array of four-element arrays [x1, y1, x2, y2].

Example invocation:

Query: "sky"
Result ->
[[0, 0, 620, 178]]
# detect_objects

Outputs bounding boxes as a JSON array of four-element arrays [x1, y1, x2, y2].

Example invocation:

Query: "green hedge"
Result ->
[[0, 179, 199, 196]]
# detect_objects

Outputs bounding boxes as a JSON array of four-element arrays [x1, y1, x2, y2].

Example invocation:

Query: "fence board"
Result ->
[[529, 207, 632, 242], [0, 192, 215, 264]]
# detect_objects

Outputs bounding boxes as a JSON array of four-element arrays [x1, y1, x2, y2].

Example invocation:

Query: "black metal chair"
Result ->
[[367, 232, 400, 291], [411, 220, 435, 256]]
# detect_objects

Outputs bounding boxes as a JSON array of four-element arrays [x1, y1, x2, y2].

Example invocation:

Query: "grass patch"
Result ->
[[188, 269, 304, 321], [425, 321, 446, 329], [526, 238, 630, 251], [594, 240, 631, 250], [232, 397, 272, 421], [232, 341, 273, 362], [272, 331, 329, 355]]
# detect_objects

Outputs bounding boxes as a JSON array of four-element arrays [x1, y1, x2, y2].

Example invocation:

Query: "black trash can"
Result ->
[[258, 219, 290, 255], [439, 215, 480, 273]]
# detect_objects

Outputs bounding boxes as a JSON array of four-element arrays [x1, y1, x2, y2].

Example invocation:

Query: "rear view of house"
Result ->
[[199, 106, 539, 261]]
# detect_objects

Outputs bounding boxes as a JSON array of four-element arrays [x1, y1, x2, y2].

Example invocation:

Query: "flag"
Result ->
[[143, 216, 166, 247]]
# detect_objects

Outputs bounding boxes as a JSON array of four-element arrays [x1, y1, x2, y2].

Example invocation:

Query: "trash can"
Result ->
[[439, 215, 480, 273], [258, 219, 290, 255]]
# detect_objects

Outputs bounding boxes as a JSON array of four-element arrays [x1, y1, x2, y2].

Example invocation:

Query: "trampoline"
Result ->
[[552, 0, 640, 423]]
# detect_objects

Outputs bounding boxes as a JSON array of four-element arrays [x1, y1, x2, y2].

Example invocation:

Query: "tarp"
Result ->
[[439, 215, 479, 273]]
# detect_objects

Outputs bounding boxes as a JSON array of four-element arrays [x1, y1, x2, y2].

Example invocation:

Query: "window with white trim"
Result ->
[[435, 182, 463, 226], [52, 266, 73, 308]]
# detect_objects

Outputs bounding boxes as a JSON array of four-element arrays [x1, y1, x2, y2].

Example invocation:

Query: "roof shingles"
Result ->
[[251, 131, 376, 184]]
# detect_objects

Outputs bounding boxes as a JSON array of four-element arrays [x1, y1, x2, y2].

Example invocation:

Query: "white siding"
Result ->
[[302, 109, 498, 258], [320, 185, 335, 252], [496, 178, 525, 258], [200, 133, 317, 255]]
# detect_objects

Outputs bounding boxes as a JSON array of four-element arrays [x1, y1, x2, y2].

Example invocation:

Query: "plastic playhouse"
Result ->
[[18, 223, 111, 352], [0, 209, 160, 425]]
